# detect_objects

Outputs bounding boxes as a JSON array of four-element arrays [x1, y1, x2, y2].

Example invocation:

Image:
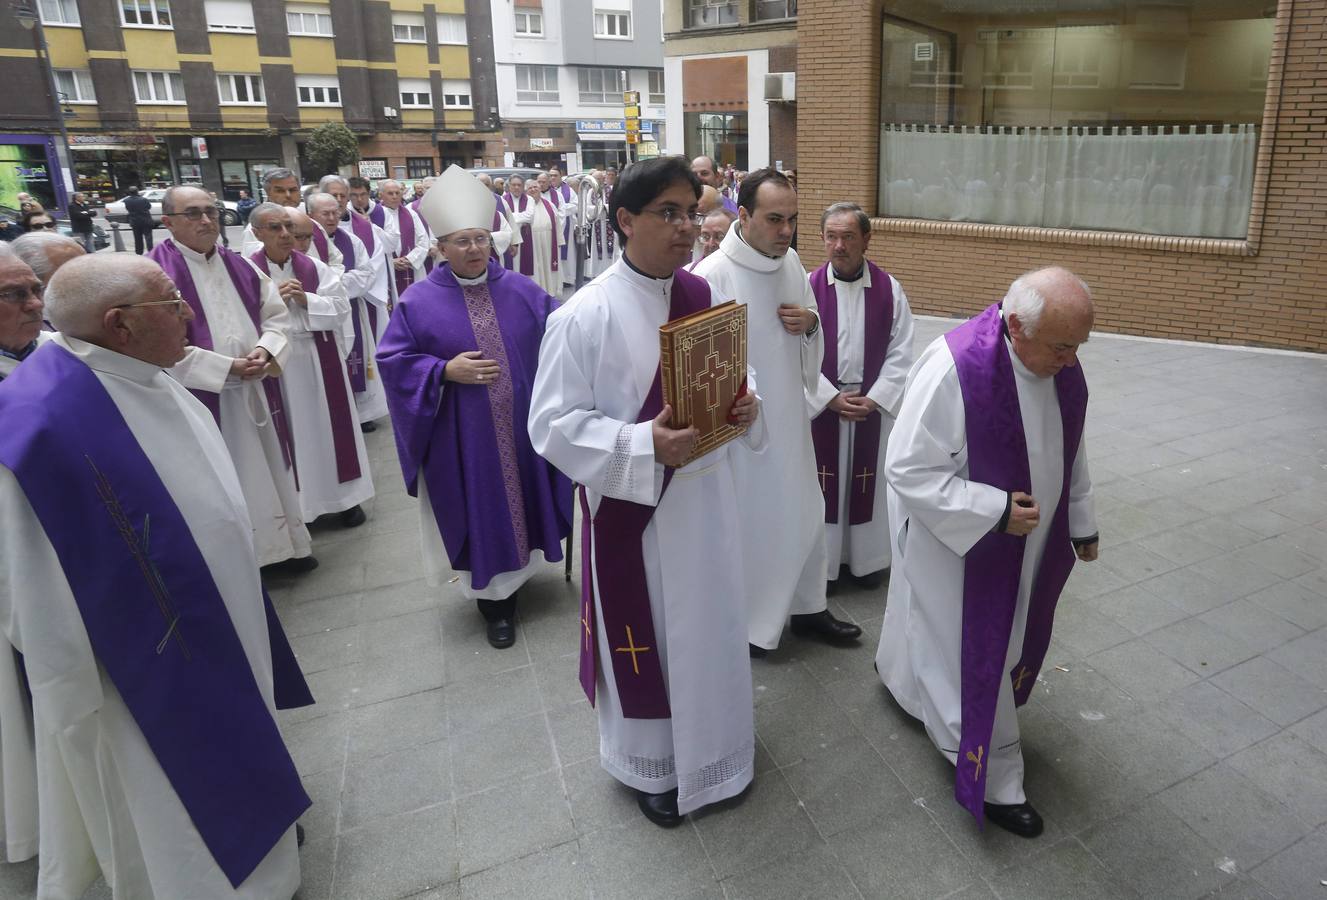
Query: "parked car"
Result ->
[[104, 187, 241, 226], [55, 218, 110, 251]]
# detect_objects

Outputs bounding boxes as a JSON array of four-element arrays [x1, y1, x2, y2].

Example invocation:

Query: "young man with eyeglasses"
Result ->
[[0, 252, 313, 899], [529, 155, 764, 828], [377, 166, 571, 651], [149, 185, 317, 575], [694, 167, 862, 658]]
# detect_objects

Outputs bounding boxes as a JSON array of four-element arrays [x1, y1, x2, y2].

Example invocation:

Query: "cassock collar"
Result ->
[[54, 333, 165, 384], [998, 305, 1045, 381], [828, 263, 871, 288], [718, 223, 783, 274], [0, 340, 38, 363], [172, 238, 219, 265], [614, 256, 675, 295], [264, 253, 294, 273], [454, 270, 487, 286]]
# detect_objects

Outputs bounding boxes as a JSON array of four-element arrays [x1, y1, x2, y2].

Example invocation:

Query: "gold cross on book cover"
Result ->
[[659, 300, 748, 466]]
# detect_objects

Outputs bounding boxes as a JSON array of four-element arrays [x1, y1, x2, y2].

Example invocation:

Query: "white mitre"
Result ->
[[419, 165, 497, 239]]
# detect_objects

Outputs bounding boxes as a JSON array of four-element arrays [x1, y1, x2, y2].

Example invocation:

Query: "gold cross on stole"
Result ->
[[855, 467, 874, 495], [818, 465, 834, 492], [1012, 666, 1031, 692], [966, 745, 984, 781], [614, 625, 651, 676]]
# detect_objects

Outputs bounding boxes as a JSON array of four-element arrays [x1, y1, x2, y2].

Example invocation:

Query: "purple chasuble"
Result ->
[[576, 266, 713, 720], [331, 227, 370, 393], [149, 240, 298, 483], [249, 250, 362, 484], [809, 261, 894, 524], [376, 259, 572, 590], [370, 202, 418, 298], [944, 303, 1087, 826], [0, 343, 313, 888], [515, 194, 559, 276]]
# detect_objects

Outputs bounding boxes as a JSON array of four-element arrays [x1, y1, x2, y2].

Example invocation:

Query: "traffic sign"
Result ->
[[622, 90, 640, 104]]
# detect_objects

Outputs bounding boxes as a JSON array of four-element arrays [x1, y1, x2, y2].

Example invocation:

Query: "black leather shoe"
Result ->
[[789, 610, 862, 644], [825, 578, 839, 597], [853, 568, 889, 590], [749, 643, 768, 659], [360, 420, 377, 433], [262, 555, 319, 578], [296, 823, 305, 847], [486, 617, 515, 649], [635, 789, 684, 828], [983, 802, 1044, 838], [339, 505, 367, 528]]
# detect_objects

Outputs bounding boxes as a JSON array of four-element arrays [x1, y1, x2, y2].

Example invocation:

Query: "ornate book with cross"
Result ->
[[659, 299, 748, 466]]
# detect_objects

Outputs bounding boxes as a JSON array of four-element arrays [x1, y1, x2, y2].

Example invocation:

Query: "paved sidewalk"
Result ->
[[2, 318, 1324, 900]]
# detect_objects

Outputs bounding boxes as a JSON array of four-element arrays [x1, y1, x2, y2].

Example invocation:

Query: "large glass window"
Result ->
[[648, 70, 665, 106], [133, 70, 185, 103], [686, 0, 736, 28], [515, 65, 558, 103], [286, 4, 333, 36], [442, 79, 472, 109], [39, 0, 79, 26], [217, 73, 264, 105], [685, 111, 747, 170], [392, 12, 426, 42], [407, 157, 434, 179], [121, 0, 171, 27], [296, 75, 341, 106], [55, 69, 96, 103], [755, 0, 796, 21], [204, 0, 254, 32], [594, 10, 630, 38], [878, 1, 1275, 239], [436, 13, 466, 44], [399, 78, 431, 108], [514, 10, 543, 36], [578, 67, 627, 105]]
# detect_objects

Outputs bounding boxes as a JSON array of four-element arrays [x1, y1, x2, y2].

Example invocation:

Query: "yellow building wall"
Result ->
[[446, 111, 475, 128], [437, 45, 468, 77], [433, 0, 465, 12], [220, 106, 270, 129], [43, 27, 89, 68], [290, 37, 340, 74], [119, 29, 180, 68], [393, 43, 429, 74], [299, 107, 346, 127], [209, 34, 261, 72], [400, 109, 432, 127]]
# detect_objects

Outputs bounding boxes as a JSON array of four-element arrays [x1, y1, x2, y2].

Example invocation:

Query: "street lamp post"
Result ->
[[11, 0, 76, 214]]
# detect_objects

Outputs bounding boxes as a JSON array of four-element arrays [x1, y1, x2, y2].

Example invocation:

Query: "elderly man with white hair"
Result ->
[[0, 244, 45, 383], [875, 266, 1099, 839], [0, 252, 313, 899], [368, 178, 430, 300], [249, 203, 373, 527], [241, 167, 344, 275], [10, 230, 85, 286], [148, 185, 316, 573]]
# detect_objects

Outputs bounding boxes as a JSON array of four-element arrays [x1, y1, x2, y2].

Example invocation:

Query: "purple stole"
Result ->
[[0, 343, 313, 888], [149, 240, 298, 482], [310, 225, 329, 264], [331, 227, 369, 394], [944, 303, 1087, 826], [721, 195, 739, 216], [515, 194, 559, 277], [249, 250, 363, 484], [809, 262, 894, 524], [370, 203, 418, 298], [550, 184, 573, 261], [577, 266, 711, 720]]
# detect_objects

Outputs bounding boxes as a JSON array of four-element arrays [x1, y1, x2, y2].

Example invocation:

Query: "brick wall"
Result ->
[[768, 45, 798, 169], [796, 0, 1327, 352]]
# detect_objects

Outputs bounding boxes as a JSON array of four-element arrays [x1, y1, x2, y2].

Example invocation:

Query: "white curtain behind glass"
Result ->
[[879, 124, 1257, 239]]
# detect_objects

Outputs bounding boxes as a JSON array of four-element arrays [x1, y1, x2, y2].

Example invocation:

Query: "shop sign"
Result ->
[[575, 120, 656, 135], [68, 133, 159, 151], [529, 138, 555, 150], [191, 136, 209, 159], [358, 159, 387, 179]]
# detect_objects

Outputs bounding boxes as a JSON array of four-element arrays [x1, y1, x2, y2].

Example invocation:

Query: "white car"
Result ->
[[104, 187, 241, 226]]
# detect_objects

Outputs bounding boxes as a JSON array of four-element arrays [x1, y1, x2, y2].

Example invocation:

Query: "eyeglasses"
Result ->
[[27, 221, 55, 230], [169, 207, 221, 222], [259, 221, 294, 232], [115, 290, 187, 314], [639, 207, 705, 229], [0, 283, 43, 306], [445, 235, 492, 251]]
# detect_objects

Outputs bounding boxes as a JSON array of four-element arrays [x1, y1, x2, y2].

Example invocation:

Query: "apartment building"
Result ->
[[491, 0, 665, 172], [0, 0, 502, 212], [662, 0, 798, 172]]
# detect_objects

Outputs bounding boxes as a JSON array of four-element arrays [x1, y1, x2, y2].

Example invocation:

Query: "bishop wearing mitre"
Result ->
[[377, 166, 572, 650]]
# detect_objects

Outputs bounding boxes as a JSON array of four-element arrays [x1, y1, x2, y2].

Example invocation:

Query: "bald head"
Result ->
[[288, 207, 316, 255], [691, 156, 722, 188], [697, 185, 721, 215], [1004, 266, 1094, 378], [10, 231, 85, 285]]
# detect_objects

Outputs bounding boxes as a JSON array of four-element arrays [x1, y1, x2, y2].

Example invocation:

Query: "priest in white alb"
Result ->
[[250, 204, 375, 527], [0, 253, 314, 899], [509, 179, 561, 296], [529, 156, 765, 828], [546, 167, 577, 290], [240, 168, 344, 276], [806, 202, 915, 591], [149, 186, 316, 573], [876, 267, 1099, 839], [369, 179, 431, 302], [693, 169, 860, 656]]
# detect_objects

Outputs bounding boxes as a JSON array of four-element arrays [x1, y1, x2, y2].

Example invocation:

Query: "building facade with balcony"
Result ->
[[0, 0, 502, 211], [490, 0, 666, 172], [662, 0, 797, 173]]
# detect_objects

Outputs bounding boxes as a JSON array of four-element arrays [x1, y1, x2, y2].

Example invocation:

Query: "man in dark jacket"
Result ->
[[68, 192, 96, 253], [123, 187, 154, 254]]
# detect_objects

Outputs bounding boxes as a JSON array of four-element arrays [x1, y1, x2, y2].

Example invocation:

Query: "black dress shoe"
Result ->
[[983, 801, 1044, 838], [853, 568, 889, 590], [360, 420, 377, 433], [261, 555, 319, 577], [749, 643, 768, 659], [486, 617, 516, 649], [339, 504, 367, 528], [635, 788, 684, 828], [789, 610, 862, 644]]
